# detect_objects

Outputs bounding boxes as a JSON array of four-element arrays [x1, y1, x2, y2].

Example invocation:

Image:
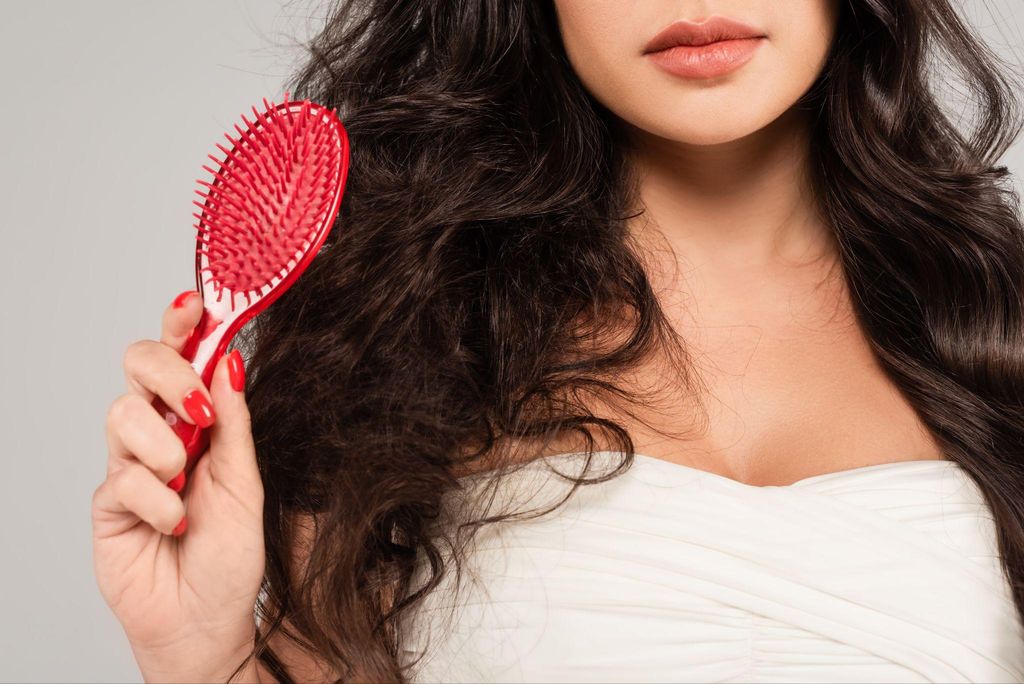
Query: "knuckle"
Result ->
[[107, 466, 133, 501], [112, 462, 142, 491], [123, 339, 151, 369], [106, 394, 142, 428], [90, 481, 107, 511]]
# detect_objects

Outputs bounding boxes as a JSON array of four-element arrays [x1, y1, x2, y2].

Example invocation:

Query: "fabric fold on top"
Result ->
[[398, 452, 1024, 683]]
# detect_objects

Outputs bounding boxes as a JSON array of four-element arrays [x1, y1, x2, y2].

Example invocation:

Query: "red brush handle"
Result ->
[[151, 305, 232, 481], [152, 394, 210, 472]]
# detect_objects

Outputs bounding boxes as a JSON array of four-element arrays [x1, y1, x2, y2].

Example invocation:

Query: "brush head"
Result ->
[[193, 92, 348, 312], [155, 93, 348, 468]]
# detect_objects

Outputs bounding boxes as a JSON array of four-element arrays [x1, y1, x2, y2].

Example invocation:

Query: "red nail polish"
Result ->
[[227, 349, 245, 392], [172, 290, 198, 309], [182, 389, 216, 427], [172, 516, 188, 536], [167, 469, 186, 492]]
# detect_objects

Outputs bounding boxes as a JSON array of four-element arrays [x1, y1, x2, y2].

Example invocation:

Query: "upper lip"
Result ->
[[643, 16, 766, 53]]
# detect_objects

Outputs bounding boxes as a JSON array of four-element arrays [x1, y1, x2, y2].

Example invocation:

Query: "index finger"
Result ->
[[161, 289, 204, 353]]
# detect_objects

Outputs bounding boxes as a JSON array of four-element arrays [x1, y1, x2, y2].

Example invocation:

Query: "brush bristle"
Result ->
[[193, 91, 343, 309]]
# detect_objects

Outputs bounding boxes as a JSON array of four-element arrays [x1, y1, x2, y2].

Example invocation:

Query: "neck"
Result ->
[[621, 106, 836, 285]]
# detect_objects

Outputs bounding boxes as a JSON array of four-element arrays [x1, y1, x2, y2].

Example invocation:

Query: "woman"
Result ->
[[92, 0, 1024, 681]]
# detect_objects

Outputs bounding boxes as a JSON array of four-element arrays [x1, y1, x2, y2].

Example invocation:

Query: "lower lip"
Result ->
[[645, 37, 764, 80]]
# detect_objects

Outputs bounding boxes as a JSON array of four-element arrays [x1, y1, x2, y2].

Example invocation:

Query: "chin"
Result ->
[[634, 113, 773, 147]]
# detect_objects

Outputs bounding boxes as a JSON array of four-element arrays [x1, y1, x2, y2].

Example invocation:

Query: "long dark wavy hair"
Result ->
[[228, 0, 1024, 680]]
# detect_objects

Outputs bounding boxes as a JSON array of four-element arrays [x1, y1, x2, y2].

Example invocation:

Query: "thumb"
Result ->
[[205, 349, 260, 489]]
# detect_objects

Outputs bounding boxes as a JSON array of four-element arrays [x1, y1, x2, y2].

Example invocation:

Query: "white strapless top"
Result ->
[[398, 451, 1024, 682]]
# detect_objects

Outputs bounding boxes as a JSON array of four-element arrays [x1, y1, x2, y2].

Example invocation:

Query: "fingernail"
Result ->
[[182, 389, 216, 427], [167, 469, 186, 492], [171, 516, 188, 536], [172, 290, 198, 309], [227, 349, 245, 392]]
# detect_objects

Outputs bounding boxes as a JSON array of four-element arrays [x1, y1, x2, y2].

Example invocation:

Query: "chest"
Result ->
[[585, 269, 944, 486]]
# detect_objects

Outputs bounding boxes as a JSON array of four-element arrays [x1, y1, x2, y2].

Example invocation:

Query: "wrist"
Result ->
[[132, 622, 258, 683]]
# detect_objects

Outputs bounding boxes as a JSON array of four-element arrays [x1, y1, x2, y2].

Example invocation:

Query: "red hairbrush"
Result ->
[[152, 92, 350, 477]]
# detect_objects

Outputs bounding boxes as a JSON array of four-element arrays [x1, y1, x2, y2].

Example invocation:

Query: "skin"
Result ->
[[92, 294, 271, 682], [551, 0, 945, 484]]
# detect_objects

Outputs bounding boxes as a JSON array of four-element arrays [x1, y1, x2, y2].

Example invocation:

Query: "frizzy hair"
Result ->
[[227, 0, 1024, 681]]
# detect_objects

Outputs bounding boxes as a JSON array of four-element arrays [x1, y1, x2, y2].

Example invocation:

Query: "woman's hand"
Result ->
[[92, 290, 266, 682]]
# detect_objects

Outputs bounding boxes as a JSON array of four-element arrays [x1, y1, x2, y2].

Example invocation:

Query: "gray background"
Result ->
[[0, 1, 1021, 682]]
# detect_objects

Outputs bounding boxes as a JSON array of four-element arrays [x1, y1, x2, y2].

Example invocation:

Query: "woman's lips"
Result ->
[[644, 37, 764, 80]]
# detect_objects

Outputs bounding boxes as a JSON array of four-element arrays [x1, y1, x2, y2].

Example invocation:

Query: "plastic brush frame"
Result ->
[[152, 92, 350, 477]]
